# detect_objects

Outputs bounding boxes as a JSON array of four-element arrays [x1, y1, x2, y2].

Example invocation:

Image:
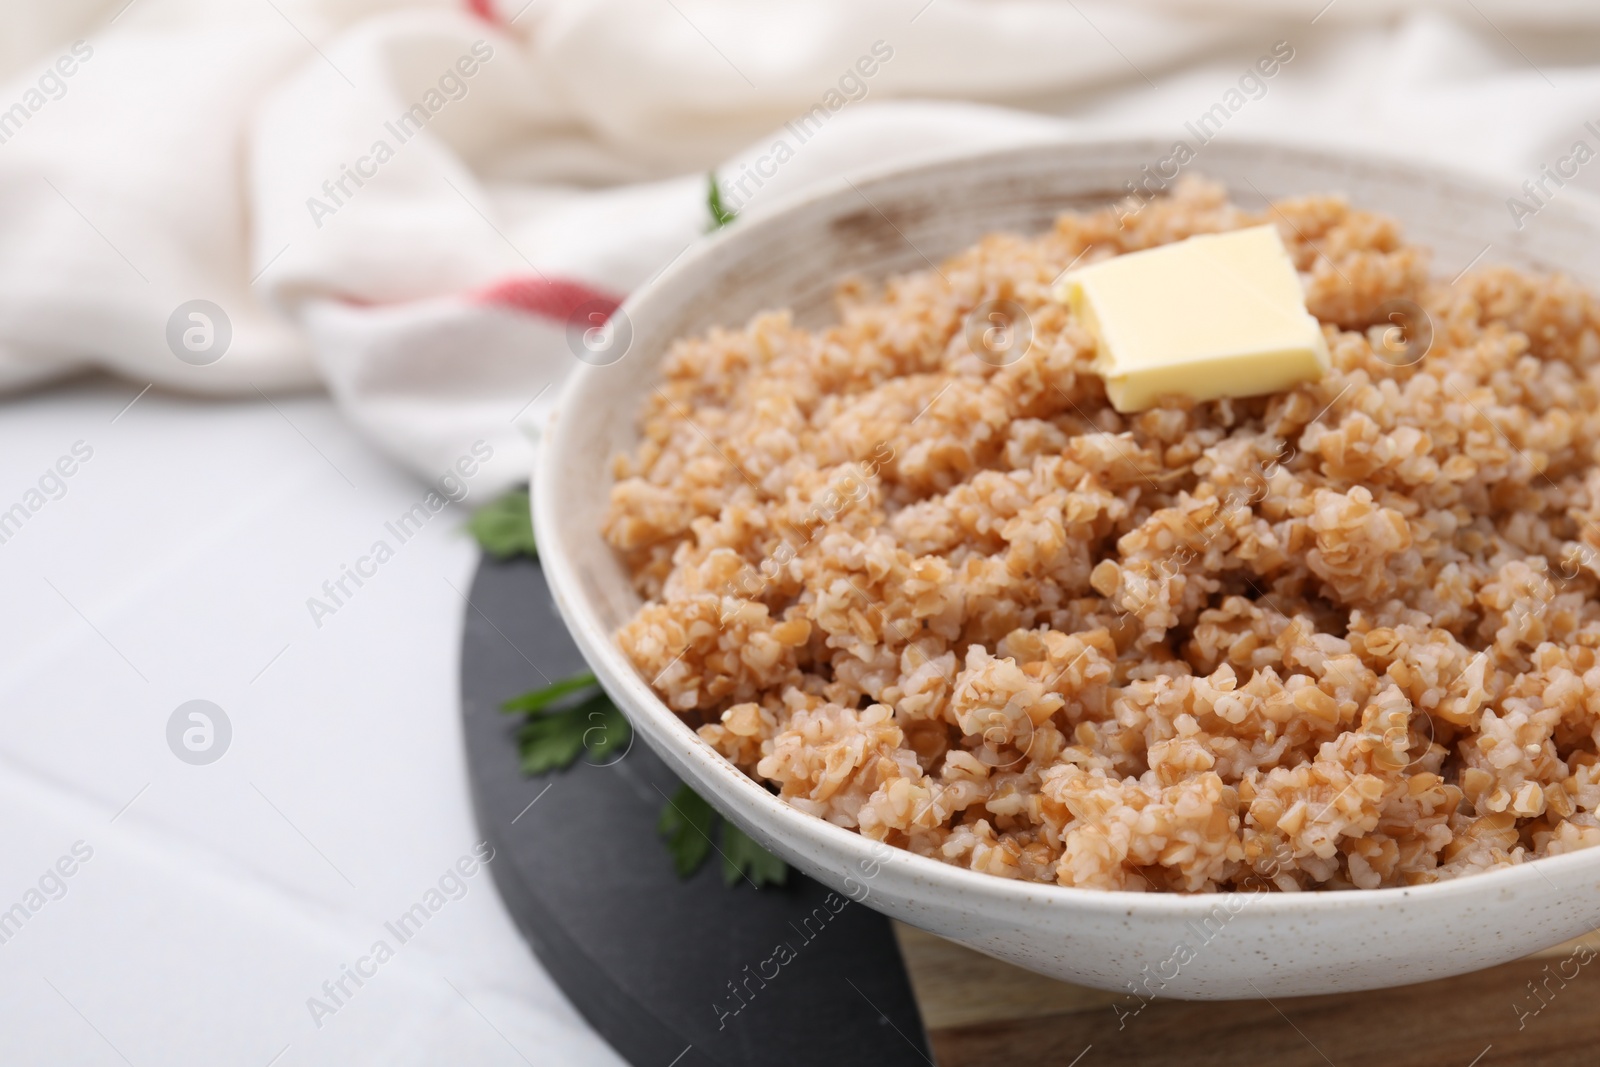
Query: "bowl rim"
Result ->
[[536, 133, 1600, 918]]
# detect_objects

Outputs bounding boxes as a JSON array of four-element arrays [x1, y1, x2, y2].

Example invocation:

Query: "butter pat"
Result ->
[[1057, 225, 1330, 413]]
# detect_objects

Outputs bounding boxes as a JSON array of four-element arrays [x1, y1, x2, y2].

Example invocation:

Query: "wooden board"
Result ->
[[897, 924, 1598, 1066]]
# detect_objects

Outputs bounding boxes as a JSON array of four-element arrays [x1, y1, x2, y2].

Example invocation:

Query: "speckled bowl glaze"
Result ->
[[535, 138, 1600, 999]]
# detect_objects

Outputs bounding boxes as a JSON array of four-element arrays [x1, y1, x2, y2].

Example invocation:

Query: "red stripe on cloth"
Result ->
[[464, 0, 501, 24], [474, 276, 622, 324]]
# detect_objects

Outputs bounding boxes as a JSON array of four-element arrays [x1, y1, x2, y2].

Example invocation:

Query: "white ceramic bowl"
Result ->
[[535, 138, 1600, 999]]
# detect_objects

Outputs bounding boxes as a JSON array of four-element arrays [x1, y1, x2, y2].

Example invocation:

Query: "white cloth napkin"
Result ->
[[2, 0, 1599, 491]]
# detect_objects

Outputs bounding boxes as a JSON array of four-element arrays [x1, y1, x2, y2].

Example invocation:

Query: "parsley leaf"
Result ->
[[469, 487, 538, 560], [514, 709, 586, 774], [721, 822, 788, 888], [707, 172, 737, 230], [656, 783, 788, 888], [502, 671, 597, 714], [502, 672, 631, 774], [576, 694, 631, 764], [502, 674, 786, 889], [658, 783, 716, 877]]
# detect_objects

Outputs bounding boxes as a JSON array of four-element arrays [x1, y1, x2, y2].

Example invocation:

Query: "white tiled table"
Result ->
[[0, 379, 621, 1067]]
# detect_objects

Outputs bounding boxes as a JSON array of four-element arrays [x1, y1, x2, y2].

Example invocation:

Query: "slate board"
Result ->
[[459, 553, 933, 1067]]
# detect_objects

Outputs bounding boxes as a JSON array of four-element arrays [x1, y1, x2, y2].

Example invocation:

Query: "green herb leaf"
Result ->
[[504, 672, 631, 774], [654, 784, 788, 888], [501, 671, 598, 714], [658, 783, 716, 877], [504, 672, 786, 890], [577, 693, 632, 764], [516, 712, 588, 775], [720, 822, 788, 888], [469, 487, 538, 560], [707, 172, 737, 231]]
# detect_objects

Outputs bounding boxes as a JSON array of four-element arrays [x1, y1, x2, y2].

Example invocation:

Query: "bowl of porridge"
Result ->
[[534, 138, 1600, 998]]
